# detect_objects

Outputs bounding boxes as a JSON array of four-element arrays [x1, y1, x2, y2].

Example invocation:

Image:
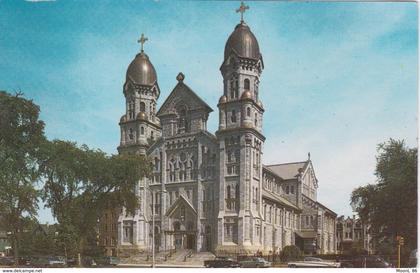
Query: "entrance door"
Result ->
[[186, 234, 195, 249], [174, 234, 182, 249]]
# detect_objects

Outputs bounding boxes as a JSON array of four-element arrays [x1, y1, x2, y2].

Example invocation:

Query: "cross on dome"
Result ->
[[137, 33, 148, 53], [236, 1, 249, 23]]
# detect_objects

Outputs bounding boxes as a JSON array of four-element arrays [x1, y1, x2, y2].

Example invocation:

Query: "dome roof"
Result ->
[[126, 52, 157, 86], [136, 111, 148, 120], [224, 22, 261, 61], [120, 114, 126, 123], [219, 95, 227, 104], [241, 90, 252, 100]]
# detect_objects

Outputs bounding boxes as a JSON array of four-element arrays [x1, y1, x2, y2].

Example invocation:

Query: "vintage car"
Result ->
[[94, 256, 120, 267], [288, 257, 341, 268], [350, 256, 392, 268], [204, 256, 240, 268], [30, 256, 67, 267], [0, 257, 15, 266], [239, 257, 271, 268]]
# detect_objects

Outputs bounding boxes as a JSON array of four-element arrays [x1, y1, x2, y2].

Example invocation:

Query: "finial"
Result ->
[[236, 1, 249, 23], [137, 33, 148, 53], [176, 72, 185, 82], [308, 152, 311, 160]]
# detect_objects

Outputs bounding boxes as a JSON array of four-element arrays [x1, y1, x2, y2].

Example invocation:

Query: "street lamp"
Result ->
[[146, 187, 166, 268]]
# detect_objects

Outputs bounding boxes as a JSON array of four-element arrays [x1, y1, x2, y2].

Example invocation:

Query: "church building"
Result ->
[[100, 3, 337, 256]]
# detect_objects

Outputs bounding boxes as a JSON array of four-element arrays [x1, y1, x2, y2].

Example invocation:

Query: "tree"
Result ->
[[351, 139, 417, 255], [280, 245, 302, 262], [40, 140, 151, 261], [0, 91, 46, 262]]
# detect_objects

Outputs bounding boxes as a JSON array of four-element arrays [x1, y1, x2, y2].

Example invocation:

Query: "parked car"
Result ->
[[66, 257, 78, 267], [94, 256, 120, 267], [204, 256, 240, 268], [288, 257, 341, 268], [239, 257, 271, 268], [350, 255, 392, 268], [30, 256, 66, 267], [409, 249, 417, 267], [0, 257, 15, 266]]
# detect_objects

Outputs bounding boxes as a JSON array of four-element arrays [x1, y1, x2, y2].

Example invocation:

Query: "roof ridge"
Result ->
[[265, 160, 308, 167]]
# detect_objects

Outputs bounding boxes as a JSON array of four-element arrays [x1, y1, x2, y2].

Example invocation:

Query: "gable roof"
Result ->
[[165, 195, 197, 217], [264, 161, 309, 180], [157, 81, 213, 117]]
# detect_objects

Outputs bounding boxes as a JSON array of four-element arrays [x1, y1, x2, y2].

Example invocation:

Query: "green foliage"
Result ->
[[0, 90, 152, 260], [280, 245, 302, 262], [39, 140, 152, 257], [351, 139, 417, 253], [0, 91, 46, 260]]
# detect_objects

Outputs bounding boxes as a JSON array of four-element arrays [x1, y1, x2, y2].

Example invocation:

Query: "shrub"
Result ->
[[280, 245, 302, 262]]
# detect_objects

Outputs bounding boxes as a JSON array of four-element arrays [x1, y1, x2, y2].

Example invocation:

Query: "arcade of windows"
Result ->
[[202, 188, 214, 217], [263, 173, 283, 195], [285, 185, 295, 194], [167, 154, 196, 182], [253, 140, 262, 175], [128, 99, 135, 119], [225, 184, 239, 211], [224, 218, 238, 243], [226, 149, 240, 175]]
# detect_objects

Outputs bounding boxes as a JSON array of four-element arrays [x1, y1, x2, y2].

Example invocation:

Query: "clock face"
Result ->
[[180, 152, 186, 162]]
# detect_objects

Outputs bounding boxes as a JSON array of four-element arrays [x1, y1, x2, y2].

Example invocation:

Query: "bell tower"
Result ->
[[118, 33, 161, 155], [117, 34, 162, 255], [216, 2, 265, 254]]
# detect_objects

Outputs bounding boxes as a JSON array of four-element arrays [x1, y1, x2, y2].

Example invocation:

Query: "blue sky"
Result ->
[[0, 0, 417, 223]]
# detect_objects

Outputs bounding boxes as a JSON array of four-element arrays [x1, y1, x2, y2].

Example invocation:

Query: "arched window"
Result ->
[[286, 185, 290, 194], [180, 205, 185, 219], [178, 106, 189, 133], [235, 79, 239, 98], [140, 126, 144, 135], [231, 110, 236, 123], [254, 113, 258, 126], [129, 128, 134, 140], [173, 222, 180, 231], [234, 150, 240, 162], [247, 107, 251, 117], [227, 186, 231, 199], [151, 131, 154, 141], [128, 100, 135, 119], [154, 158, 159, 171], [140, 102, 146, 112], [244, 79, 250, 90]]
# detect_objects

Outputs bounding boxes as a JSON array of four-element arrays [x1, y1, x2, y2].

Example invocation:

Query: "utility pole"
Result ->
[[152, 192, 155, 268]]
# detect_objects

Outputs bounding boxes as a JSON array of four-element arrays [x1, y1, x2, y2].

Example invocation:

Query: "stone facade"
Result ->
[[336, 216, 373, 254], [101, 11, 337, 257]]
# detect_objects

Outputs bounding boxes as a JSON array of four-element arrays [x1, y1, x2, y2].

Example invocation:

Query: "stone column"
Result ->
[[196, 143, 203, 251]]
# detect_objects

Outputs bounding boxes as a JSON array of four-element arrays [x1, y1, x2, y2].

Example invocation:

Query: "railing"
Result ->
[[183, 250, 194, 262]]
